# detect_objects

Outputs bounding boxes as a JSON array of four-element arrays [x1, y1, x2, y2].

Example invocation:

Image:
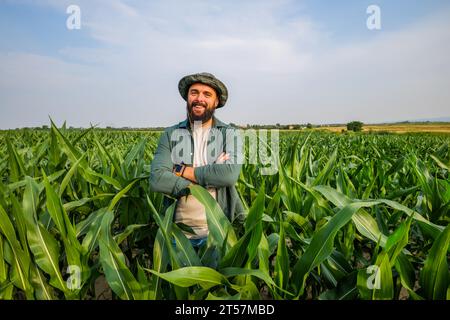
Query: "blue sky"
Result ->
[[1, 0, 449, 128], [0, 2, 94, 55]]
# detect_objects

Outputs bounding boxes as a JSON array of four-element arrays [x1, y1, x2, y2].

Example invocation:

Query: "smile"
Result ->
[[193, 105, 205, 111]]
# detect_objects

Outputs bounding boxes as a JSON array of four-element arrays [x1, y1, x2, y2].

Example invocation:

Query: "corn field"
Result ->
[[0, 121, 449, 300]]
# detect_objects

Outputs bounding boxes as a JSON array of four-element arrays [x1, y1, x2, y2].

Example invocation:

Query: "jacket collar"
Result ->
[[178, 116, 227, 129]]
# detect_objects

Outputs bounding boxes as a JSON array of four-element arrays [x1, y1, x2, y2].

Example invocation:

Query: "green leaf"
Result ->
[[136, 261, 151, 300], [189, 185, 237, 252], [90, 171, 123, 190], [59, 153, 87, 197], [0, 212, 31, 294], [312, 148, 338, 186], [147, 196, 180, 269], [98, 210, 143, 300], [6, 135, 26, 183], [22, 177, 67, 293], [220, 267, 279, 290], [395, 253, 423, 300], [50, 119, 98, 185], [420, 224, 450, 300], [285, 211, 312, 233], [108, 179, 139, 211], [30, 264, 54, 300], [93, 135, 126, 181], [245, 182, 265, 263], [357, 251, 394, 300], [314, 186, 443, 241], [257, 233, 270, 275], [171, 223, 202, 267], [80, 209, 107, 259], [319, 272, 358, 300], [149, 229, 169, 300], [64, 194, 115, 212], [0, 235, 7, 284], [206, 292, 241, 300], [385, 215, 413, 266], [291, 200, 384, 297], [124, 138, 147, 177], [219, 231, 251, 269], [146, 266, 230, 290], [274, 213, 289, 293], [43, 172, 86, 287], [219, 186, 265, 269], [114, 224, 147, 245]]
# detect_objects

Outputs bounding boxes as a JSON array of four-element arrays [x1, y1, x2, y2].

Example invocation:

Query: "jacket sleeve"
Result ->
[[149, 129, 191, 198], [194, 127, 243, 188]]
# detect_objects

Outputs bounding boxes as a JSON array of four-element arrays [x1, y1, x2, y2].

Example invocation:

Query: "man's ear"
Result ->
[[214, 99, 219, 107]]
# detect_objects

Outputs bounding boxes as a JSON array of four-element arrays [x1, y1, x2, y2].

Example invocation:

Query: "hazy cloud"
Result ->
[[0, 0, 449, 128]]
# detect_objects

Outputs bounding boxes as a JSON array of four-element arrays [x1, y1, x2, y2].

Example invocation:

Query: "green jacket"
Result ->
[[149, 116, 245, 222]]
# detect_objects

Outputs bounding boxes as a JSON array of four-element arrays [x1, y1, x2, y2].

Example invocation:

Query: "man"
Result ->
[[149, 72, 244, 248]]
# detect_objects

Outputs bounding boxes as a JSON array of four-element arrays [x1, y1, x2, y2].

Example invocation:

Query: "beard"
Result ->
[[187, 101, 215, 124]]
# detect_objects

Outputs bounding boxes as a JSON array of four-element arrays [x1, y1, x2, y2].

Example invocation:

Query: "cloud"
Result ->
[[0, 0, 449, 128], [288, 9, 450, 123]]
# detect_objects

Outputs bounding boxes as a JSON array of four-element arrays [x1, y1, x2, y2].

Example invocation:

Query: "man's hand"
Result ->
[[215, 152, 230, 164], [181, 166, 196, 183], [172, 152, 230, 184]]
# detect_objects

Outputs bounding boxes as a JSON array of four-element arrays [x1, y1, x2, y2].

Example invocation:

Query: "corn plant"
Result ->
[[0, 124, 449, 300]]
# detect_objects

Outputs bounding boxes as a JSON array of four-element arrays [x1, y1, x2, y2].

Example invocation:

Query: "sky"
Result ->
[[0, 0, 449, 129]]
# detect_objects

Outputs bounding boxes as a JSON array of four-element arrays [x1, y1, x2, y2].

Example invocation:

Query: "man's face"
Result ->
[[186, 83, 219, 123]]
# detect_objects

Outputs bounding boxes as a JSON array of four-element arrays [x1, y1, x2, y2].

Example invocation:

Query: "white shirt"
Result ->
[[174, 124, 217, 239]]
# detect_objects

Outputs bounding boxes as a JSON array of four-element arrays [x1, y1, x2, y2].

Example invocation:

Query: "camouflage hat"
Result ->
[[178, 72, 228, 108]]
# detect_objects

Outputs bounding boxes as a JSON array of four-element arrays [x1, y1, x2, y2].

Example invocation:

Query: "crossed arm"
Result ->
[[149, 129, 242, 198], [179, 152, 229, 183]]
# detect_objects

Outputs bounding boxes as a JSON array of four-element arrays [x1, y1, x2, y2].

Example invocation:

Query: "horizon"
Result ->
[[2, 117, 450, 130], [1, 1, 450, 129]]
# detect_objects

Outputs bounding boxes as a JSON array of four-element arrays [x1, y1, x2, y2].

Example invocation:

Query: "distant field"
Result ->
[[316, 123, 450, 133]]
